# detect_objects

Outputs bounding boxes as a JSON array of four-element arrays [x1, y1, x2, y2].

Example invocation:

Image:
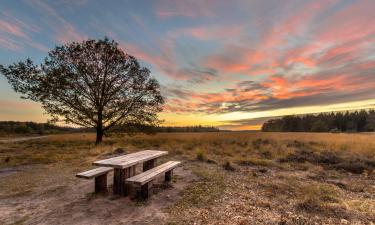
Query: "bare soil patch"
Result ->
[[0, 166, 194, 225]]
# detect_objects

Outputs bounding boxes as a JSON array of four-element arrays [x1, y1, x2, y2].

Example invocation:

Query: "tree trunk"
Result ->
[[96, 129, 103, 145], [96, 112, 103, 145]]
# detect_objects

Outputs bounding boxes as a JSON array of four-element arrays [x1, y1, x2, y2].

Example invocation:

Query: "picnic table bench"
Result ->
[[76, 150, 180, 198], [76, 167, 113, 193], [126, 161, 180, 198]]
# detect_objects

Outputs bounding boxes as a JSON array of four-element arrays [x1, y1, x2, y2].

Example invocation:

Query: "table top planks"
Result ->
[[92, 150, 168, 169]]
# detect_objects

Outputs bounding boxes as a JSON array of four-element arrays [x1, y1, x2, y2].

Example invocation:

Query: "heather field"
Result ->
[[1, 132, 375, 224]]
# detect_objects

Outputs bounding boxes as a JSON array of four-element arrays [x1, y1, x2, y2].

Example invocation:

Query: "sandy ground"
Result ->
[[0, 166, 193, 225]]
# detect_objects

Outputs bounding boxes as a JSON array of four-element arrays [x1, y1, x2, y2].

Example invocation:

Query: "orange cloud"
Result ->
[[203, 45, 253, 74]]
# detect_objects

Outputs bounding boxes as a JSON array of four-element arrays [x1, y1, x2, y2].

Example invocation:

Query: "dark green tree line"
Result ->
[[262, 109, 375, 132]]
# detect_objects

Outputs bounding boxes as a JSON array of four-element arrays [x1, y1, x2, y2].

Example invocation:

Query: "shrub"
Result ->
[[196, 149, 206, 161], [237, 158, 276, 167], [296, 198, 323, 213], [223, 160, 235, 171]]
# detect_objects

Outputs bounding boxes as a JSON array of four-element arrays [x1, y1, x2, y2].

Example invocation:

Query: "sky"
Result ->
[[0, 0, 374, 130]]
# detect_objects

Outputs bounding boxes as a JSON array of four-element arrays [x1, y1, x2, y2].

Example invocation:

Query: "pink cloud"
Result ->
[[0, 10, 48, 51], [119, 41, 188, 80], [55, 24, 86, 44], [0, 37, 21, 51], [167, 25, 242, 41], [315, 0, 375, 43], [0, 20, 28, 39], [202, 44, 273, 76]]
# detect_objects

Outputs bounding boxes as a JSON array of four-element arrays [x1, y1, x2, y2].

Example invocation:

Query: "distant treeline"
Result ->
[[155, 125, 220, 132], [0, 121, 220, 135], [112, 124, 220, 133], [262, 109, 375, 132], [0, 121, 87, 135]]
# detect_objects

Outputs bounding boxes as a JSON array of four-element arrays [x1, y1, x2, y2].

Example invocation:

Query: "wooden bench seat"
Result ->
[[76, 167, 113, 193], [126, 161, 181, 198]]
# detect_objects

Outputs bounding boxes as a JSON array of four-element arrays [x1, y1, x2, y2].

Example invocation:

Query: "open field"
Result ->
[[0, 132, 375, 224]]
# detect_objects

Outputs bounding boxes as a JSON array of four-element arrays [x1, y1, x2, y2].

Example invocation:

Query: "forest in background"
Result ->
[[262, 109, 375, 132], [0, 121, 219, 135], [0, 121, 86, 135]]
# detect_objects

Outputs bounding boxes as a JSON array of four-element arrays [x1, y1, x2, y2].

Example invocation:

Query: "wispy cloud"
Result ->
[[0, 20, 29, 39], [154, 0, 218, 18], [0, 10, 47, 51], [0, 37, 21, 51], [28, 0, 86, 44]]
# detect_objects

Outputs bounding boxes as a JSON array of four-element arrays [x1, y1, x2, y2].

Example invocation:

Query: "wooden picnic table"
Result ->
[[93, 150, 167, 196]]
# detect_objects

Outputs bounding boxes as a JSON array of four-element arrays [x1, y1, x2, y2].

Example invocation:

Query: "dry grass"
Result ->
[[1, 132, 375, 224]]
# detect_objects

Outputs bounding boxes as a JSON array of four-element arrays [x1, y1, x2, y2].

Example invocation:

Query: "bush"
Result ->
[[196, 149, 206, 161], [223, 161, 235, 171]]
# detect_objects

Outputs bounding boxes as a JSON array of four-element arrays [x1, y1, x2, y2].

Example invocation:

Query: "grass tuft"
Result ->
[[195, 149, 207, 161]]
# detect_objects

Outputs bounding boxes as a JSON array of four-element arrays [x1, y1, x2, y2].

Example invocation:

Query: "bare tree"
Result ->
[[0, 38, 164, 144]]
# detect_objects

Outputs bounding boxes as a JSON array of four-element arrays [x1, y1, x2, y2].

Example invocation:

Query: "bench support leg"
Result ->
[[140, 182, 152, 199], [95, 173, 108, 194], [113, 166, 136, 196], [165, 170, 173, 182], [143, 159, 156, 171]]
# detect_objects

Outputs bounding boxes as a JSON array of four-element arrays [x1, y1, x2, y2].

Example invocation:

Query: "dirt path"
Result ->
[[0, 166, 193, 225], [0, 136, 49, 143]]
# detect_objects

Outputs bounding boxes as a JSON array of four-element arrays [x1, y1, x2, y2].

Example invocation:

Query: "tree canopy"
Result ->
[[0, 38, 164, 144]]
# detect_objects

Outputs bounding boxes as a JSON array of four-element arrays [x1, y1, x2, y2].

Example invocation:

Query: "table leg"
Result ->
[[113, 168, 123, 195], [113, 166, 136, 196], [125, 165, 136, 196], [143, 159, 156, 171]]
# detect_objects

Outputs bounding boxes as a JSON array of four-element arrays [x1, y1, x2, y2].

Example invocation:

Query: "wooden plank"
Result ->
[[116, 151, 167, 168], [93, 150, 164, 166], [76, 167, 113, 179], [134, 162, 180, 184], [128, 161, 175, 181], [94, 150, 151, 164], [116, 152, 165, 168], [93, 150, 168, 169], [126, 161, 181, 185]]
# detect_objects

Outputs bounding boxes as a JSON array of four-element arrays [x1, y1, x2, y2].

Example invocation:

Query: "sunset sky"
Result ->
[[0, 0, 374, 130]]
